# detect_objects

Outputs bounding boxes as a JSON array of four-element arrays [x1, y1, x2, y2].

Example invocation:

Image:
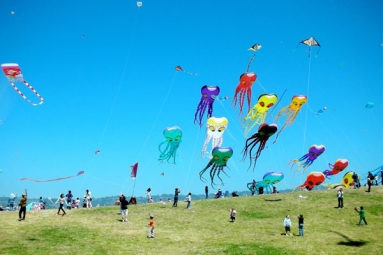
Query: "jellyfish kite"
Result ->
[[194, 85, 220, 127], [273, 95, 307, 143], [199, 147, 233, 188], [243, 93, 278, 137], [1, 63, 44, 106], [242, 123, 278, 171], [322, 159, 348, 178], [158, 126, 182, 164], [232, 72, 257, 116], [296, 37, 321, 57], [293, 172, 325, 191], [290, 144, 325, 175], [201, 117, 228, 157]]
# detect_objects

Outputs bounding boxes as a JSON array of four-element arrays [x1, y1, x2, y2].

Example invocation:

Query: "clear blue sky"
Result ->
[[0, 0, 382, 200]]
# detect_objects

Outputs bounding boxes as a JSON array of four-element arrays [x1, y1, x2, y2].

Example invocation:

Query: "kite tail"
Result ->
[[246, 54, 255, 73]]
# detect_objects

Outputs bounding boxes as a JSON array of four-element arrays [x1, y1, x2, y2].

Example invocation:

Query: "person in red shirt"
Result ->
[[147, 213, 155, 238]]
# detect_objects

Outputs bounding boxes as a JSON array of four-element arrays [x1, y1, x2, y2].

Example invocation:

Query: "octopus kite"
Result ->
[[273, 95, 307, 142], [199, 146, 233, 188], [290, 144, 325, 175], [232, 72, 257, 115], [194, 85, 220, 127], [243, 93, 278, 137], [1, 63, 44, 106], [293, 172, 325, 191], [322, 159, 348, 178], [242, 123, 278, 171], [158, 126, 182, 164], [201, 117, 229, 158]]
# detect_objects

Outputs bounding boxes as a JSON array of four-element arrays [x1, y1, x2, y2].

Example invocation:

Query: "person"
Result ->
[[55, 194, 67, 216], [39, 197, 46, 210], [66, 190, 73, 210], [297, 214, 304, 236], [0, 206, 4, 211], [284, 215, 292, 236], [354, 206, 368, 226], [120, 195, 129, 222], [205, 186, 209, 199], [18, 189, 27, 221], [230, 208, 236, 222], [186, 192, 191, 209], [380, 170, 383, 185], [215, 189, 222, 199], [146, 188, 152, 203], [8, 193, 17, 211], [367, 177, 372, 192], [273, 186, 277, 194], [172, 188, 180, 207], [75, 198, 80, 209], [119, 194, 124, 214], [337, 188, 344, 208], [232, 191, 239, 197], [84, 189, 92, 208], [251, 179, 256, 196], [352, 172, 359, 189], [147, 213, 155, 238]]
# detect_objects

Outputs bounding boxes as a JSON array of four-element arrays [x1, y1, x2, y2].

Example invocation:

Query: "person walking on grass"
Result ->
[[173, 188, 180, 207], [18, 189, 27, 221], [337, 188, 344, 208], [120, 195, 129, 222], [205, 186, 209, 199], [147, 213, 155, 238], [55, 194, 67, 216], [355, 206, 368, 226], [298, 214, 304, 236], [84, 189, 92, 208], [185, 192, 192, 209], [230, 208, 236, 222], [284, 215, 292, 236]]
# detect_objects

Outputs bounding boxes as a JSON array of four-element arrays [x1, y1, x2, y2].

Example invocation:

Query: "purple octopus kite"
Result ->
[[194, 85, 220, 127], [290, 144, 325, 175]]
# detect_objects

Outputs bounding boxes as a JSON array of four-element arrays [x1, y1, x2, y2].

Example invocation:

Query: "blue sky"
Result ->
[[0, 0, 382, 200]]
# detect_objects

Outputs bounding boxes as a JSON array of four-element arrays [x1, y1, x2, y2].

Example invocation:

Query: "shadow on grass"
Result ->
[[264, 199, 282, 202], [332, 230, 368, 247], [26, 238, 38, 241]]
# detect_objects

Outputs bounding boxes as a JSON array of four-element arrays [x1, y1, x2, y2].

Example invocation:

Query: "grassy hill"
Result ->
[[1, 187, 382, 255]]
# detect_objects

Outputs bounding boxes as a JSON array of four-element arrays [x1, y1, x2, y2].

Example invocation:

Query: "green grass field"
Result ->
[[1, 187, 382, 255]]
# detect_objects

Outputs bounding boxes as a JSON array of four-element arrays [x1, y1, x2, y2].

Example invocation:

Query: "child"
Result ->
[[230, 208, 237, 222], [147, 213, 155, 238], [55, 194, 67, 216], [186, 192, 191, 209], [297, 214, 304, 236], [284, 215, 292, 236], [355, 206, 368, 226]]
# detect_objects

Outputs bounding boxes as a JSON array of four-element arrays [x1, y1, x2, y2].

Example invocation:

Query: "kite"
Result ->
[[247, 180, 268, 193], [130, 163, 138, 179], [1, 63, 44, 106], [289, 144, 325, 175], [201, 117, 229, 158], [365, 102, 374, 109], [242, 93, 278, 137], [314, 106, 328, 116], [175, 65, 198, 75], [137, 2, 142, 7], [211, 95, 229, 101], [95, 150, 101, 154], [160, 172, 164, 176], [242, 123, 278, 171], [322, 159, 348, 178], [327, 171, 359, 189], [293, 172, 325, 191], [20, 171, 84, 182], [232, 72, 257, 116], [273, 95, 307, 143], [158, 126, 182, 164], [296, 37, 321, 57], [194, 85, 220, 127], [248, 43, 262, 52], [199, 146, 233, 188], [256, 171, 285, 194]]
